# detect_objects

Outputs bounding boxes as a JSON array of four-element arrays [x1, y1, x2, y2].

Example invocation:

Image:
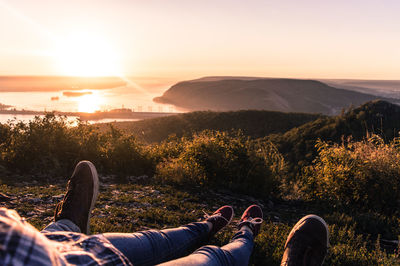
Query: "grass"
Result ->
[[1, 178, 399, 265]]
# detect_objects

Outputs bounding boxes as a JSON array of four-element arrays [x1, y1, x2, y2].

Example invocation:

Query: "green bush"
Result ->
[[301, 135, 400, 214], [0, 114, 154, 178], [102, 127, 154, 178], [1, 114, 81, 174], [156, 130, 285, 195]]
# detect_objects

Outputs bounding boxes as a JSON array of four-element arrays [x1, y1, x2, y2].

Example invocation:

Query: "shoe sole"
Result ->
[[288, 214, 329, 248], [77, 161, 99, 234]]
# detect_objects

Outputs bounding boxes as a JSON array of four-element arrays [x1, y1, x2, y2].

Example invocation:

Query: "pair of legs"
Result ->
[[46, 213, 255, 265], [52, 161, 263, 265], [103, 204, 262, 266], [53, 161, 329, 265]]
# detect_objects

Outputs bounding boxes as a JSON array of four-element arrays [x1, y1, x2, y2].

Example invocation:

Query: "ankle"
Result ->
[[240, 225, 253, 235]]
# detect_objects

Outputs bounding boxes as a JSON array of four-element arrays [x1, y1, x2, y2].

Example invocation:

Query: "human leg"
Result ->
[[280, 215, 329, 266], [103, 206, 234, 266], [158, 205, 263, 266], [42, 160, 99, 234], [158, 228, 254, 266], [41, 218, 81, 233]]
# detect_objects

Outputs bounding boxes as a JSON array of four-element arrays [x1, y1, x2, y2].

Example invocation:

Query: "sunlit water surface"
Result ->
[[0, 84, 179, 124]]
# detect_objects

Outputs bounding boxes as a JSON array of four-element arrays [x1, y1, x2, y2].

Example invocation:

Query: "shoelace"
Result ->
[[239, 216, 263, 226], [203, 210, 230, 223]]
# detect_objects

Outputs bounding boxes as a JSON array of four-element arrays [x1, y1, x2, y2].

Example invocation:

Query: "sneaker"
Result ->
[[205, 205, 234, 236], [281, 215, 329, 266], [54, 161, 99, 234], [238, 205, 263, 236]]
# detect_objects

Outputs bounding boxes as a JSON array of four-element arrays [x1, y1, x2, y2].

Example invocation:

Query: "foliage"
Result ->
[[301, 135, 400, 214], [101, 110, 321, 143], [155, 130, 285, 195], [0, 115, 285, 196], [269, 100, 400, 178], [101, 126, 154, 178], [0, 114, 154, 178]]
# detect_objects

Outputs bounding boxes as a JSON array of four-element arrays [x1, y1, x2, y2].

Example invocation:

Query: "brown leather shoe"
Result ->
[[54, 161, 99, 234], [281, 215, 329, 266]]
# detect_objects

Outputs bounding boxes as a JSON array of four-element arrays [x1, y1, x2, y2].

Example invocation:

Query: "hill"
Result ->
[[102, 110, 322, 143], [269, 100, 400, 174], [154, 77, 396, 115]]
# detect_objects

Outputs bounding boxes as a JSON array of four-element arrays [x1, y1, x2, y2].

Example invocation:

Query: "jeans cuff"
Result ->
[[42, 219, 81, 233]]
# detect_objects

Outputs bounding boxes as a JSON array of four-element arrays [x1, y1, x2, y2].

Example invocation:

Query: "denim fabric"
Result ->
[[41, 215, 254, 265], [0, 208, 132, 266], [41, 219, 81, 233], [103, 221, 210, 265], [158, 229, 254, 266]]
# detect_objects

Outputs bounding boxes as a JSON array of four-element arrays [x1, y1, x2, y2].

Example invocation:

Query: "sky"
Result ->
[[0, 0, 399, 79]]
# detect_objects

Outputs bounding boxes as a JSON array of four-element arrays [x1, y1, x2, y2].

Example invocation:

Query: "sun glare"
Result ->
[[54, 33, 121, 77], [77, 92, 103, 113]]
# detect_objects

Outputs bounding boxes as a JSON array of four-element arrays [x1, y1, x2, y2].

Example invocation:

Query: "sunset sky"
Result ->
[[0, 0, 399, 79]]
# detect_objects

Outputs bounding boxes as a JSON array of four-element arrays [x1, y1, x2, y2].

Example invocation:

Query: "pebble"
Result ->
[[29, 198, 41, 204]]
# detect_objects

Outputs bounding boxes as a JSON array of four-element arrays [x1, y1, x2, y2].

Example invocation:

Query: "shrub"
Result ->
[[0, 115, 154, 178], [102, 127, 154, 178], [301, 135, 400, 214], [1, 114, 81, 174], [156, 130, 285, 195]]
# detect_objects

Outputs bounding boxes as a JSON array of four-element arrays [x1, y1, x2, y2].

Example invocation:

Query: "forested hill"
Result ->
[[153, 77, 395, 115], [104, 110, 322, 143], [269, 100, 400, 174]]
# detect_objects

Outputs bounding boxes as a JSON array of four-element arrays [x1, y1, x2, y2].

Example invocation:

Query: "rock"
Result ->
[[149, 189, 160, 195], [127, 175, 150, 182], [0, 193, 14, 202], [28, 198, 41, 204]]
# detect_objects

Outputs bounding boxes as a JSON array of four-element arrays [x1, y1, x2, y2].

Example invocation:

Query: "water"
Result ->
[[0, 77, 180, 123], [0, 86, 176, 113], [0, 114, 141, 125]]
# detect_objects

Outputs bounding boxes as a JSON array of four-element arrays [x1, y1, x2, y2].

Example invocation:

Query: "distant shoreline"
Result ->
[[0, 109, 178, 121]]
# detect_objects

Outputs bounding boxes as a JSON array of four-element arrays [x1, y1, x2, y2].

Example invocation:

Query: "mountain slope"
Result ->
[[105, 110, 322, 143], [268, 100, 400, 174], [154, 77, 396, 115]]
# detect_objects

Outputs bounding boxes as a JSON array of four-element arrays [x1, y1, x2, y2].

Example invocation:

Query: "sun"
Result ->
[[76, 92, 104, 113], [54, 32, 121, 77]]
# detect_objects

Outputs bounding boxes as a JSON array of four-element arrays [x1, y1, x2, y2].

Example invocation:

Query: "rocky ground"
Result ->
[[1, 176, 399, 265], [0, 175, 284, 232]]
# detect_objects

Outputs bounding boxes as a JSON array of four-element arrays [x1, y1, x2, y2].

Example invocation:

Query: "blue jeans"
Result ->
[[43, 220, 254, 266]]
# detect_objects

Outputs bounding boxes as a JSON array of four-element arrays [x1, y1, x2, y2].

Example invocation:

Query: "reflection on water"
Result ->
[[0, 85, 178, 113], [0, 114, 79, 125], [0, 114, 140, 125], [77, 92, 104, 113]]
